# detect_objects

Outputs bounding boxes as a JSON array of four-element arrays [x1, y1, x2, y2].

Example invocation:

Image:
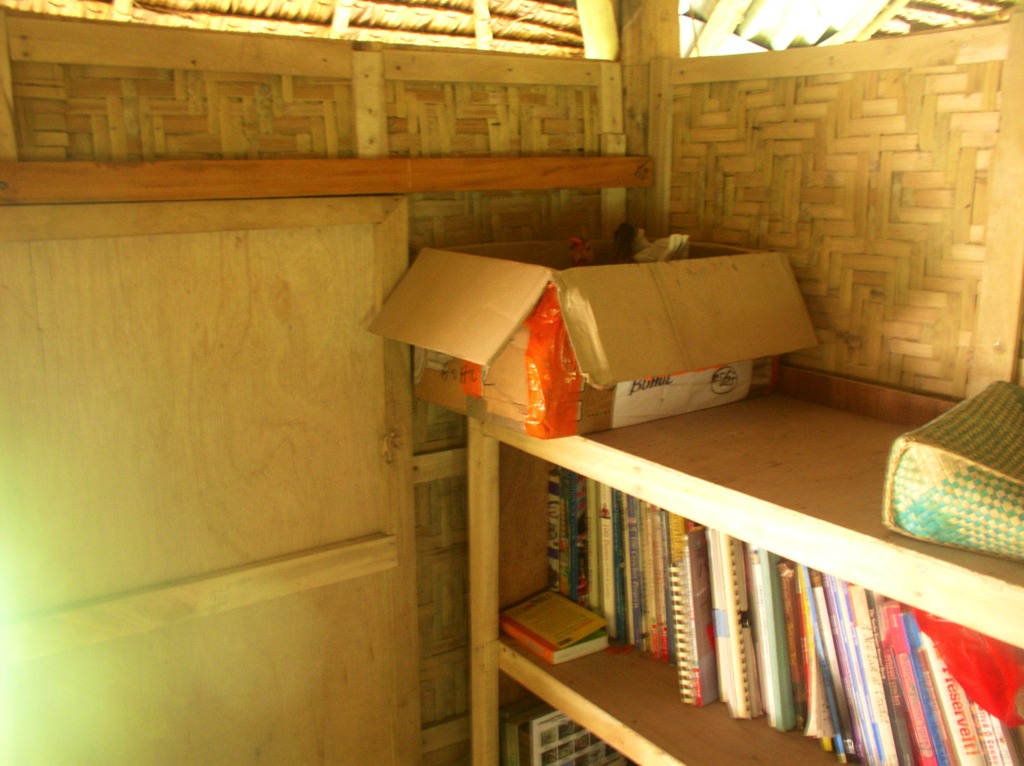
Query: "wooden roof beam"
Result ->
[[820, 0, 898, 44], [331, 0, 354, 37], [689, 0, 755, 56], [856, 0, 913, 40], [473, 0, 494, 49], [576, 0, 619, 60]]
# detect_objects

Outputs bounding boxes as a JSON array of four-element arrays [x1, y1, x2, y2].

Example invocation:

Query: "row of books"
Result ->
[[500, 695, 629, 766], [544, 466, 1024, 766]]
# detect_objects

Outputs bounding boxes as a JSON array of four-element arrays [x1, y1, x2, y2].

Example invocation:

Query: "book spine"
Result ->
[[880, 598, 940, 766], [687, 524, 719, 707], [902, 610, 953, 766], [748, 548, 778, 727], [853, 587, 904, 766], [641, 500, 659, 658], [738, 541, 764, 720], [610, 489, 627, 642], [796, 563, 837, 749], [707, 527, 734, 712], [585, 477, 600, 614], [562, 468, 578, 602], [650, 505, 669, 661], [825, 574, 876, 764], [972, 702, 1014, 766], [814, 570, 859, 762], [794, 565, 835, 749], [598, 483, 617, 639], [626, 493, 645, 651], [547, 466, 561, 592], [800, 564, 849, 761], [500, 617, 558, 664], [661, 509, 677, 663], [778, 559, 808, 729], [670, 557, 696, 704], [920, 629, 985, 766], [709, 529, 753, 719], [760, 549, 797, 731], [574, 471, 589, 606]]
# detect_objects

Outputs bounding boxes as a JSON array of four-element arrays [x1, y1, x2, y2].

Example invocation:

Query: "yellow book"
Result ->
[[500, 590, 608, 664]]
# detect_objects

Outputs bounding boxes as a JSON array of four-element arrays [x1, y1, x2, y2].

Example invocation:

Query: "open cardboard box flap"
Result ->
[[370, 246, 817, 389], [369, 247, 551, 366]]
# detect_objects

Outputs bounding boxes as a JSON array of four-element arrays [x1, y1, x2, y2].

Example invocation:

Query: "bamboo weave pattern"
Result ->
[[669, 62, 1003, 398], [12, 62, 356, 160]]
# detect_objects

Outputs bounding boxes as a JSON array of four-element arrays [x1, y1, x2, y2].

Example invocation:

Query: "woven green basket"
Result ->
[[883, 381, 1024, 561]]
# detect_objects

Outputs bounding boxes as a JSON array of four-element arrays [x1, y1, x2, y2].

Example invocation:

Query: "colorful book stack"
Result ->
[[543, 466, 1024, 766], [499, 590, 609, 665]]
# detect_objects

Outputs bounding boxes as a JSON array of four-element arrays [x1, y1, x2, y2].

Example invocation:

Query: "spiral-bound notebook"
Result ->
[[669, 519, 719, 707], [707, 528, 762, 719]]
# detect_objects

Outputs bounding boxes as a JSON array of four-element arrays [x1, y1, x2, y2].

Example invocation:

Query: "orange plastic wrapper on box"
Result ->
[[460, 360, 483, 398], [914, 607, 1024, 726], [522, 282, 584, 439]]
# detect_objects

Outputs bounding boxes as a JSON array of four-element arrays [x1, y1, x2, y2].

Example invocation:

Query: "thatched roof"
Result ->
[[0, 0, 1020, 57]]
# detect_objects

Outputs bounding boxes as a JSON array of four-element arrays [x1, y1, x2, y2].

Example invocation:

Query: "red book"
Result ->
[[877, 596, 939, 766]]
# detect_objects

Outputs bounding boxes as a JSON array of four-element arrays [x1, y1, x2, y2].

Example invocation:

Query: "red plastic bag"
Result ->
[[913, 607, 1024, 726], [522, 282, 584, 439]]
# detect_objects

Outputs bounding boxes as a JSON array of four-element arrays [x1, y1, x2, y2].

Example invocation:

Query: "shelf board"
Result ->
[[483, 394, 1024, 648], [499, 638, 838, 766]]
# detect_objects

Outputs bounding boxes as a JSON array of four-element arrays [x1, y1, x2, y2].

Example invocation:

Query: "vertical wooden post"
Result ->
[[620, 0, 677, 228], [646, 57, 673, 238], [353, 51, 388, 159], [599, 61, 627, 237], [0, 10, 18, 161], [969, 13, 1024, 394], [468, 419, 500, 766]]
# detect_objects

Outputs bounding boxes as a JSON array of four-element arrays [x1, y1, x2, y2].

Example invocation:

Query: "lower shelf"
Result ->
[[499, 637, 839, 766]]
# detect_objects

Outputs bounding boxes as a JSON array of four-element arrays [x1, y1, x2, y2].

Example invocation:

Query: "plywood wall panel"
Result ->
[[2, 222, 389, 614], [2, 196, 421, 765], [8, 578, 407, 766]]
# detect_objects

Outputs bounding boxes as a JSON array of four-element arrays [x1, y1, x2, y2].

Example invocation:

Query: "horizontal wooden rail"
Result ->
[[412, 448, 468, 485], [0, 156, 653, 205], [3, 533, 398, 664], [667, 21, 1010, 84]]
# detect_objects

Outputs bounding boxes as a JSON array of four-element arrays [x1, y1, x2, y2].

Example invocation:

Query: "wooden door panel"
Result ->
[[0, 197, 419, 765], [8, 576, 405, 765], [5, 223, 387, 611]]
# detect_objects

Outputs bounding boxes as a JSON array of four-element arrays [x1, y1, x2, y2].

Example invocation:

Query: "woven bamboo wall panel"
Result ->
[[669, 62, 1002, 398], [11, 62, 356, 160], [387, 81, 598, 156], [415, 476, 468, 723], [419, 649, 469, 743]]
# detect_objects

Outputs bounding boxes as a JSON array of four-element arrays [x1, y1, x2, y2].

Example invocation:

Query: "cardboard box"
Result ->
[[370, 240, 817, 438]]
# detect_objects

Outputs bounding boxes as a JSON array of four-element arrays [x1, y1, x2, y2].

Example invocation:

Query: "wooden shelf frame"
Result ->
[[0, 156, 653, 205], [468, 384, 1024, 766]]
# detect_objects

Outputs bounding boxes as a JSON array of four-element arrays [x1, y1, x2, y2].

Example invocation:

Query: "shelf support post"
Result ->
[[468, 418, 501, 765]]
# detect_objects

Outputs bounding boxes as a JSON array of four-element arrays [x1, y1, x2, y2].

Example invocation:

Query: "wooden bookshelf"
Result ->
[[499, 638, 836, 766], [468, 380, 1024, 765]]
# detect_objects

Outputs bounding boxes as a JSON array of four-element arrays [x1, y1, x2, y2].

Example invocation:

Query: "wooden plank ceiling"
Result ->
[[0, 0, 1019, 57]]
